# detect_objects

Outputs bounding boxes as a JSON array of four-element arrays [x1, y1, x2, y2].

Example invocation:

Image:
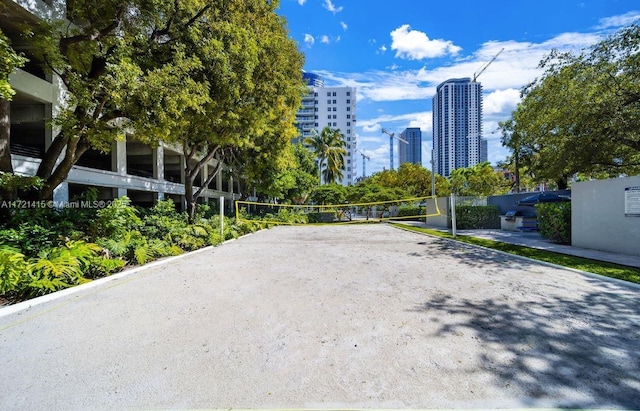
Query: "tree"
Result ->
[[304, 126, 347, 185], [146, 0, 305, 221], [279, 143, 318, 203], [0, 28, 27, 177], [498, 119, 523, 193], [362, 163, 449, 197], [309, 183, 348, 205], [22, 0, 212, 200], [511, 22, 640, 187], [449, 162, 510, 196]]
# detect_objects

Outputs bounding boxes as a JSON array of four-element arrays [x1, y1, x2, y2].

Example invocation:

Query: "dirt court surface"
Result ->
[[1, 224, 639, 410]]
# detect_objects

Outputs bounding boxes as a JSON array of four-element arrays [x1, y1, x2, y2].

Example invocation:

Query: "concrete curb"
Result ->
[[0, 234, 251, 319], [391, 224, 640, 291]]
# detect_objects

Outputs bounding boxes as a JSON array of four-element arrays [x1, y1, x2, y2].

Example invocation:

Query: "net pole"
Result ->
[[450, 193, 457, 238], [220, 196, 225, 237]]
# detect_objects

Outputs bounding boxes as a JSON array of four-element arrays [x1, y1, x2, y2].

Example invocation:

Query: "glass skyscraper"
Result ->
[[399, 127, 422, 166], [432, 78, 487, 177]]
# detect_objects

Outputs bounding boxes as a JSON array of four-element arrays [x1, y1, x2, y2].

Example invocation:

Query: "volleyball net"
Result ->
[[235, 196, 441, 225]]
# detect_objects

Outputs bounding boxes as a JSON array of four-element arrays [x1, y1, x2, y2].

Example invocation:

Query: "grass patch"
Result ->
[[393, 223, 640, 285]]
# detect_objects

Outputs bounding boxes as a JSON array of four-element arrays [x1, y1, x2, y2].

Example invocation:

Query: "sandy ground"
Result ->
[[0, 224, 639, 410]]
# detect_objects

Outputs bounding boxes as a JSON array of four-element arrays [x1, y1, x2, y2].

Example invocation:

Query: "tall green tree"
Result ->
[[362, 163, 449, 197], [143, 0, 305, 221], [449, 162, 510, 196], [304, 126, 347, 185], [23, 0, 211, 200], [511, 22, 640, 187]]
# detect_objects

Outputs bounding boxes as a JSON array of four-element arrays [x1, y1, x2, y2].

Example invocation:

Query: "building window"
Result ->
[[315, 123, 318, 127], [333, 99, 337, 104], [327, 115, 331, 119], [332, 92, 337, 96], [347, 137, 351, 141], [346, 91, 350, 96], [314, 115, 318, 119], [346, 107, 351, 111], [347, 114, 351, 119], [333, 122, 337, 126], [333, 115, 337, 119], [346, 99, 351, 104], [347, 129, 351, 134], [327, 99, 331, 104], [314, 92, 318, 97], [347, 122, 351, 126], [327, 92, 331, 96]]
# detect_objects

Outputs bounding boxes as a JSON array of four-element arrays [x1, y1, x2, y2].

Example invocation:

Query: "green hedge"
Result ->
[[307, 211, 336, 223], [398, 206, 422, 220], [536, 202, 571, 244], [454, 205, 500, 229]]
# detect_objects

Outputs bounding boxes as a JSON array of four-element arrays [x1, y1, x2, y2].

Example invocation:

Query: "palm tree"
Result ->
[[304, 126, 347, 185]]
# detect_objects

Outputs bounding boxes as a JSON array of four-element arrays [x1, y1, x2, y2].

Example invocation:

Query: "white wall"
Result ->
[[572, 176, 640, 257]]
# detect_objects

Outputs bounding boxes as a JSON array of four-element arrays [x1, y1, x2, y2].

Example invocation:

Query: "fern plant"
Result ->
[[26, 241, 101, 296], [0, 245, 29, 295]]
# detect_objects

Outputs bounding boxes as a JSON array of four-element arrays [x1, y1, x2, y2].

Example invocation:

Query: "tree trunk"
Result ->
[[0, 99, 12, 174], [185, 174, 197, 224], [184, 144, 221, 223], [0, 99, 16, 202], [38, 138, 90, 200], [556, 176, 569, 190], [514, 151, 521, 193]]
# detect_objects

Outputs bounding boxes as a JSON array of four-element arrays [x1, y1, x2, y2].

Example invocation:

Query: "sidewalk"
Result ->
[[399, 222, 640, 269]]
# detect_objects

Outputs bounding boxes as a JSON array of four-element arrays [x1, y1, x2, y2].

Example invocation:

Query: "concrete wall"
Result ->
[[572, 176, 640, 257], [424, 197, 451, 228]]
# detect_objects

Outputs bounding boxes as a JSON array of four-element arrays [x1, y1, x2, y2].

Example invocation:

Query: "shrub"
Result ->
[[0, 245, 29, 295], [398, 206, 422, 220], [0, 224, 58, 258], [537, 202, 571, 244], [91, 197, 141, 238], [307, 211, 336, 223], [455, 205, 501, 229]]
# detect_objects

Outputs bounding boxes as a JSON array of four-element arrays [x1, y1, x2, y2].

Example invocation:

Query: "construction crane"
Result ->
[[381, 128, 408, 171], [360, 150, 371, 178], [472, 48, 504, 82]]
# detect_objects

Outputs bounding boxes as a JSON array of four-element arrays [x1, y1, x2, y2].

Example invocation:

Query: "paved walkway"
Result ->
[[1, 224, 639, 409], [400, 222, 640, 268]]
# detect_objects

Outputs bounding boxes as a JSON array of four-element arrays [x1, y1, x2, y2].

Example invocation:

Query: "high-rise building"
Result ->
[[296, 73, 357, 186], [398, 127, 422, 166], [432, 78, 486, 177]]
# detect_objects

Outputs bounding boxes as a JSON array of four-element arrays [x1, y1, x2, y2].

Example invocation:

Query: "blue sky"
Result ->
[[276, 0, 640, 176]]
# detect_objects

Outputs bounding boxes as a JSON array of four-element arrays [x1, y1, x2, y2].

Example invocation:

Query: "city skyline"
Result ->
[[276, 0, 640, 176]]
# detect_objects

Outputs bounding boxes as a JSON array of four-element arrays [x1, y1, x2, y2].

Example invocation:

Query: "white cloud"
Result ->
[[390, 25, 462, 60], [379, 45, 387, 52], [323, 0, 343, 14], [409, 112, 433, 133], [340, 21, 348, 31], [297, 0, 306, 5], [483, 88, 520, 116], [304, 33, 315, 47], [320, 35, 330, 44], [362, 123, 381, 133], [596, 11, 640, 29]]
